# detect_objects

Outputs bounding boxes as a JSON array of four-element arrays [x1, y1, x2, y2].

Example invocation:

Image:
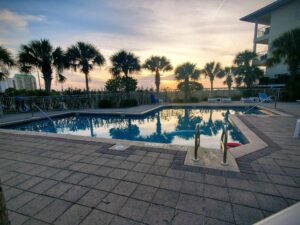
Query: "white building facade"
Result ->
[[14, 74, 37, 91], [0, 78, 16, 93], [241, 0, 300, 78]]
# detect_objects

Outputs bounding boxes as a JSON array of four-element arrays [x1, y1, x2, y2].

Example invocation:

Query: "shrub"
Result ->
[[105, 76, 137, 92], [119, 98, 138, 107], [99, 99, 113, 108], [172, 98, 184, 103], [189, 97, 199, 103]]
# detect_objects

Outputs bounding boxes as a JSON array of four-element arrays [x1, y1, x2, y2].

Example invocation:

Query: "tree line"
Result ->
[[0, 28, 299, 97]]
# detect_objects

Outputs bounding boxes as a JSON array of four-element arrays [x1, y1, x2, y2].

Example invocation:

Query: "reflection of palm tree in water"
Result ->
[[176, 108, 202, 140], [109, 118, 140, 140], [201, 109, 223, 136], [138, 112, 172, 143], [89, 117, 95, 137]]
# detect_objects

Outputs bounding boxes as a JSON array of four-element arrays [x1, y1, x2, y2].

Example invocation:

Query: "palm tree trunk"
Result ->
[[0, 180, 10, 225], [155, 70, 160, 93], [210, 80, 214, 92], [44, 77, 52, 94], [184, 78, 189, 101], [125, 73, 130, 98], [84, 72, 90, 93]]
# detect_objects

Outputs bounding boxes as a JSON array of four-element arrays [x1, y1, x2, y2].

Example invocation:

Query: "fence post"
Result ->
[[0, 99, 3, 118], [0, 179, 10, 225]]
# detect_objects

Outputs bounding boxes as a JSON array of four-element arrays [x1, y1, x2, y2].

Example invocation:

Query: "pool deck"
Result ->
[[0, 102, 300, 225]]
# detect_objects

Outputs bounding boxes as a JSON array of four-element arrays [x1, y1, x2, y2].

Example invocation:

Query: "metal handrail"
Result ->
[[244, 96, 273, 114], [193, 123, 201, 161], [32, 103, 55, 125], [220, 124, 228, 165]]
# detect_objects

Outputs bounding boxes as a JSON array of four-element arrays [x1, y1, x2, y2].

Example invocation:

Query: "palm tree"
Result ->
[[143, 56, 173, 93], [202, 61, 223, 91], [52, 47, 66, 83], [0, 46, 14, 80], [110, 50, 141, 96], [267, 28, 300, 77], [58, 74, 67, 92], [18, 39, 64, 93], [66, 42, 105, 93], [222, 67, 234, 90], [174, 62, 201, 100], [233, 50, 263, 88]]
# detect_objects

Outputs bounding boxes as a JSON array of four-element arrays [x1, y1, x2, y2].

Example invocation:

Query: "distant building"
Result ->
[[240, 0, 300, 78], [14, 74, 37, 90], [0, 78, 16, 93]]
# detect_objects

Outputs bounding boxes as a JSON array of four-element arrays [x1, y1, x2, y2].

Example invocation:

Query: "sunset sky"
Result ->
[[0, 0, 273, 90]]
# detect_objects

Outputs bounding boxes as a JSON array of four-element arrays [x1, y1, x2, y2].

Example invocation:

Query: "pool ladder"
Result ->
[[32, 103, 55, 125], [220, 124, 229, 165], [193, 123, 229, 165]]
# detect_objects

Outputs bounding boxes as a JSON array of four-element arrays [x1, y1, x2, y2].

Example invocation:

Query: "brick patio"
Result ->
[[1, 112, 300, 225]]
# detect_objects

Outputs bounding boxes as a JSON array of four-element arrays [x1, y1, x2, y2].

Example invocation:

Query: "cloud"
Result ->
[[0, 9, 45, 31]]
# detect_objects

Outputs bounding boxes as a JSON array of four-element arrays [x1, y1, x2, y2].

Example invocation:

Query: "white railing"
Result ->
[[257, 26, 270, 39]]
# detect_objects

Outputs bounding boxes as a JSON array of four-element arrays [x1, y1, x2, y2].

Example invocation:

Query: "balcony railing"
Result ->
[[254, 51, 268, 65], [256, 26, 270, 39]]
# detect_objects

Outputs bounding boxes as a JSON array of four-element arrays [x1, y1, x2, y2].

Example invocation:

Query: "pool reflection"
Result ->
[[13, 107, 248, 149]]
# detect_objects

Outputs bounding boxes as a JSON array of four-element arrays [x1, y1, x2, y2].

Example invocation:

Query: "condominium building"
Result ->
[[0, 78, 16, 93], [241, 0, 300, 78], [14, 74, 37, 90]]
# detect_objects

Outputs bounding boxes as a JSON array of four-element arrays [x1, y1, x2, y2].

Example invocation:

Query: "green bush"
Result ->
[[172, 98, 184, 103], [99, 99, 113, 108], [119, 98, 138, 107], [189, 97, 199, 103]]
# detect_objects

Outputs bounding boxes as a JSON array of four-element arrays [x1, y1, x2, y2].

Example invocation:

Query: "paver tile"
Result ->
[[54, 204, 91, 225], [18, 195, 54, 216], [233, 204, 264, 225], [119, 198, 149, 221], [143, 204, 175, 225], [35, 199, 72, 223], [131, 185, 157, 202], [112, 181, 137, 196], [80, 209, 113, 225], [152, 189, 179, 207], [173, 210, 204, 225], [97, 193, 128, 214], [78, 189, 108, 208]]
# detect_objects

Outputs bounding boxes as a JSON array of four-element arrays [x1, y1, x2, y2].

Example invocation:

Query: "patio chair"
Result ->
[[208, 98, 221, 103], [241, 97, 259, 103], [259, 93, 272, 103], [150, 94, 159, 104], [221, 98, 232, 103]]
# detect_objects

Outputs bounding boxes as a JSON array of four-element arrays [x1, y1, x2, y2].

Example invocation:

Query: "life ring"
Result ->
[[226, 142, 241, 148], [19, 103, 30, 113]]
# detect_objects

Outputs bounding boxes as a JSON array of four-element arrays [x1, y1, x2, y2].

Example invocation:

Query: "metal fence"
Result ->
[[0, 92, 152, 114], [0, 88, 284, 114]]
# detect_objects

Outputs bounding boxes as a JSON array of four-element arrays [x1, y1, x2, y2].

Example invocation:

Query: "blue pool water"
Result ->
[[5, 106, 264, 149]]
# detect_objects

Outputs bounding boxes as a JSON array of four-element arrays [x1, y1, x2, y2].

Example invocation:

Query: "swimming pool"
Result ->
[[3, 106, 265, 149]]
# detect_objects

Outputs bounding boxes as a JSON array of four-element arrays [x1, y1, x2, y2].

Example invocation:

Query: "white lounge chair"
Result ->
[[293, 119, 300, 138], [241, 97, 259, 103], [208, 98, 221, 103], [221, 98, 232, 103]]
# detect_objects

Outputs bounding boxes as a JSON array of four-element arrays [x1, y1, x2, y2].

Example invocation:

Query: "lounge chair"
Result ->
[[259, 93, 272, 103], [293, 119, 300, 137], [221, 98, 232, 103], [241, 97, 259, 103], [150, 94, 159, 104], [208, 98, 221, 103]]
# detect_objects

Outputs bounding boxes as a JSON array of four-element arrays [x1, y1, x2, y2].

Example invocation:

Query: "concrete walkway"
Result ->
[[0, 103, 300, 225]]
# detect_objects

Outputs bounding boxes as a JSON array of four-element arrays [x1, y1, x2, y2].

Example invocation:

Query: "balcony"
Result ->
[[253, 51, 268, 66], [255, 26, 270, 44]]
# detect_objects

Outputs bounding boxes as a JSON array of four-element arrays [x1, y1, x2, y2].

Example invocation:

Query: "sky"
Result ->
[[0, 0, 274, 90]]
